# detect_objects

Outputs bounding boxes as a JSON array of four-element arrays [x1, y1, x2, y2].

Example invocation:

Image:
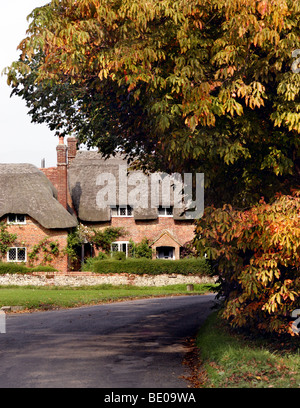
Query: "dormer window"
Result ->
[[111, 205, 133, 217], [158, 206, 173, 217], [7, 214, 26, 225]]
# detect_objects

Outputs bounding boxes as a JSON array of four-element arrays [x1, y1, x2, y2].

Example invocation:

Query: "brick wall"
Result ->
[[113, 216, 195, 245], [42, 167, 58, 191], [56, 141, 68, 209], [1, 216, 69, 272], [88, 216, 195, 259]]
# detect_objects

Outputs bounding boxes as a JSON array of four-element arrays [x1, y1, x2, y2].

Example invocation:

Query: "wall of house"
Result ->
[[86, 216, 195, 258], [113, 217, 195, 245], [1, 216, 69, 272]]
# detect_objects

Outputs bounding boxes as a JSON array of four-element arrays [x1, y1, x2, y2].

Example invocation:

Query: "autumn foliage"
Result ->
[[195, 192, 300, 336], [6, 0, 300, 206], [4, 0, 300, 335]]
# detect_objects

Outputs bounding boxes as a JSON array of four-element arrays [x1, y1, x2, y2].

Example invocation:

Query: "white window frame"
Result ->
[[7, 214, 26, 225], [111, 241, 131, 257], [7, 247, 27, 263], [111, 205, 133, 217], [158, 206, 173, 217]]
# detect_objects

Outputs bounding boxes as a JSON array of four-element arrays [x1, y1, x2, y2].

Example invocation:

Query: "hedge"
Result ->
[[0, 262, 57, 274], [87, 257, 212, 276]]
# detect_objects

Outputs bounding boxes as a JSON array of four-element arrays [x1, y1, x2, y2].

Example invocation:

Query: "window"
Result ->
[[111, 205, 133, 217], [111, 241, 132, 257], [7, 247, 27, 262], [7, 214, 26, 224], [158, 206, 173, 217]]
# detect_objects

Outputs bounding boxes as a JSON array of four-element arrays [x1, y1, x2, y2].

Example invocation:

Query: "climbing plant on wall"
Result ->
[[0, 222, 17, 258]]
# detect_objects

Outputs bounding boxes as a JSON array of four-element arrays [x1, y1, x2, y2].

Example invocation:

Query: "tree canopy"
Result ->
[[5, 0, 300, 206]]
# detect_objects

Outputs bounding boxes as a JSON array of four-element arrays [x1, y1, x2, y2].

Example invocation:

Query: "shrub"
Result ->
[[112, 251, 126, 261], [180, 240, 197, 258], [129, 238, 153, 259], [30, 265, 58, 272], [0, 262, 57, 274], [87, 257, 212, 276], [0, 262, 29, 275], [195, 191, 300, 336], [82, 252, 108, 271]]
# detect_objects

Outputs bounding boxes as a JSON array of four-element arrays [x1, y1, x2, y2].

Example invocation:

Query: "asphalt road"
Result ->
[[0, 294, 216, 388]]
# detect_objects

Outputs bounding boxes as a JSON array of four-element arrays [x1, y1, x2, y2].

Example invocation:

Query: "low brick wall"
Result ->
[[0, 272, 216, 287]]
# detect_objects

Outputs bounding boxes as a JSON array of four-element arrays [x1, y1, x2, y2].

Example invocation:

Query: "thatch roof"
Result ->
[[0, 164, 77, 229], [68, 151, 190, 222]]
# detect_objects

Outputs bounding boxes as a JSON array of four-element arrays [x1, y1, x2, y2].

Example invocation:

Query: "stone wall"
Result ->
[[0, 272, 215, 287]]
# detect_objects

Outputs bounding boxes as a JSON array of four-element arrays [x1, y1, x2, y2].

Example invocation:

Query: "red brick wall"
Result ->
[[114, 216, 195, 244], [0, 216, 69, 272], [88, 216, 195, 258], [56, 143, 68, 209], [41, 167, 74, 212], [41, 167, 58, 191], [67, 137, 77, 164]]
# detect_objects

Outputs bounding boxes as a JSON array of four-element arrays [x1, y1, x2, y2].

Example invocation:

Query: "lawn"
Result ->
[[190, 311, 300, 388], [0, 283, 217, 311]]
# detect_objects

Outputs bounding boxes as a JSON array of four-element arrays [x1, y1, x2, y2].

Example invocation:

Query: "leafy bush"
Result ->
[[82, 252, 108, 271], [112, 251, 126, 261], [87, 257, 212, 276], [0, 262, 57, 274], [29, 265, 58, 272], [129, 238, 153, 259], [195, 192, 300, 336], [0, 262, 29, 275]]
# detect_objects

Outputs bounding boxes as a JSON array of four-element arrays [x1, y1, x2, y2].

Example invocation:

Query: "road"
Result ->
[[0, 294, 216, 388]]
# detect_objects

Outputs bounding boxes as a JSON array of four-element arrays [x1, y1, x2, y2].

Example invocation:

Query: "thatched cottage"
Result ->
[[0, 163, 77, 271], [0, 137, 196, 272]]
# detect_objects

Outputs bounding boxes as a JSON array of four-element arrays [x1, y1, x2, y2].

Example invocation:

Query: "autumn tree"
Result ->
[[6, 0, 300, 206], [5, 0, 300, 335], [195, 191, 300, 336]]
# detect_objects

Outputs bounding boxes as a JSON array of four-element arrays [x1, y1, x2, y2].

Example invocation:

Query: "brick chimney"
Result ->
[[67, 136, 77, 165], [56, 136, 68, 209]]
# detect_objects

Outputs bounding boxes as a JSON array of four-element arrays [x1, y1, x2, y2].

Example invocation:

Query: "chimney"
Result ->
[[56, 136, 68, 209], [67, 136, 77, 165]]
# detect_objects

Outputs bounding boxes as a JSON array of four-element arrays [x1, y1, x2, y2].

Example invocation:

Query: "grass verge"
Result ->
[[190, 311, 300, 388], [0, 283, 217, 311]]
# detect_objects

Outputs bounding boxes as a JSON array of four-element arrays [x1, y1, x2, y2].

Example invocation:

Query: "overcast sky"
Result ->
[[0, 1, 58, 168]]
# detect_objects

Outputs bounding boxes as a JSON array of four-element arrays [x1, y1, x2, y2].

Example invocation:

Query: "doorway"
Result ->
[[156, 246, 175, 260]]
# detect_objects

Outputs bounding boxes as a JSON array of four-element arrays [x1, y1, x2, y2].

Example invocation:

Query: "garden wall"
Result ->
[[0, 271, 216, 287]]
